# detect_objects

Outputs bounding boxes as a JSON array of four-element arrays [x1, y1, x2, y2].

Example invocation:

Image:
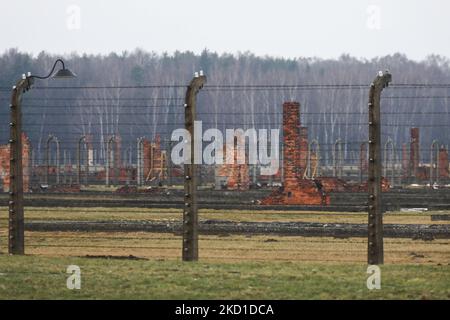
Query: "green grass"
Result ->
[[0, 255, 449, 299]]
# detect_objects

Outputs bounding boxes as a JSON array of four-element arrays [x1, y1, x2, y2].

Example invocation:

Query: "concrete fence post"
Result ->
[[182, 71, 206, 262], [368, 70, 392, 265]]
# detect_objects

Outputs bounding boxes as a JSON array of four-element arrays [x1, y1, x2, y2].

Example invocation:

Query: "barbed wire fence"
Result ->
[[0, 76, 449, 264]]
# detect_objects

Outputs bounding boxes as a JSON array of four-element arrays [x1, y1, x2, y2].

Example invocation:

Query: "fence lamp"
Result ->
[[8, 58, 76, 255]]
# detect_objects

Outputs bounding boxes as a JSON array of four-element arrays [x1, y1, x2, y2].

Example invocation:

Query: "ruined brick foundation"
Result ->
[[142, 135, 167, 182], [216, 135, 250, 190], [439, 147, 449, 179], [0, 133, 30, 192]]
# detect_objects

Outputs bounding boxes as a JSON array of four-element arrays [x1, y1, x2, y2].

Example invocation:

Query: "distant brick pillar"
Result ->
[[261, 101, 329, 205], [152, 135, 163, 179], [142, 135, 167, 182], [0, 133, 30, 192], [231, 135, 249, 189], [283, 102, 302, 189], [142, 138, 152, 180], [0, 144, 9, 191], [410, 128, 420, 178], [401, 143, 409, 179], [217, 136, 249, 190], [439, 146, 449, 179], [299, 127, 308, 178]]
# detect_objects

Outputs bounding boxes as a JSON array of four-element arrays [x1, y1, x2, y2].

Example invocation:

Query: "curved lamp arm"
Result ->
[[29, 59, 67, 80]]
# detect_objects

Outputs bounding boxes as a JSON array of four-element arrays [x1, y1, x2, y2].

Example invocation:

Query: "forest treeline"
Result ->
[[1, 49, 450, 164]]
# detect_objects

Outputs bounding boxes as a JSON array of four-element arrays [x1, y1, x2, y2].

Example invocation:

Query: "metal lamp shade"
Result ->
[[53, 68, 77, 79]]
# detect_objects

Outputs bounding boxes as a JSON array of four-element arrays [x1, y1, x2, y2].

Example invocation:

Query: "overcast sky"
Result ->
[[0, 0, 449, 60]]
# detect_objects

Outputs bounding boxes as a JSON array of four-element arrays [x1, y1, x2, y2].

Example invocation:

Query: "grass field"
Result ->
[[0, 255, 449, 299], [1, 232, 449, 264], [0, 207, 449, 264], [0, 206, 449, 299]]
